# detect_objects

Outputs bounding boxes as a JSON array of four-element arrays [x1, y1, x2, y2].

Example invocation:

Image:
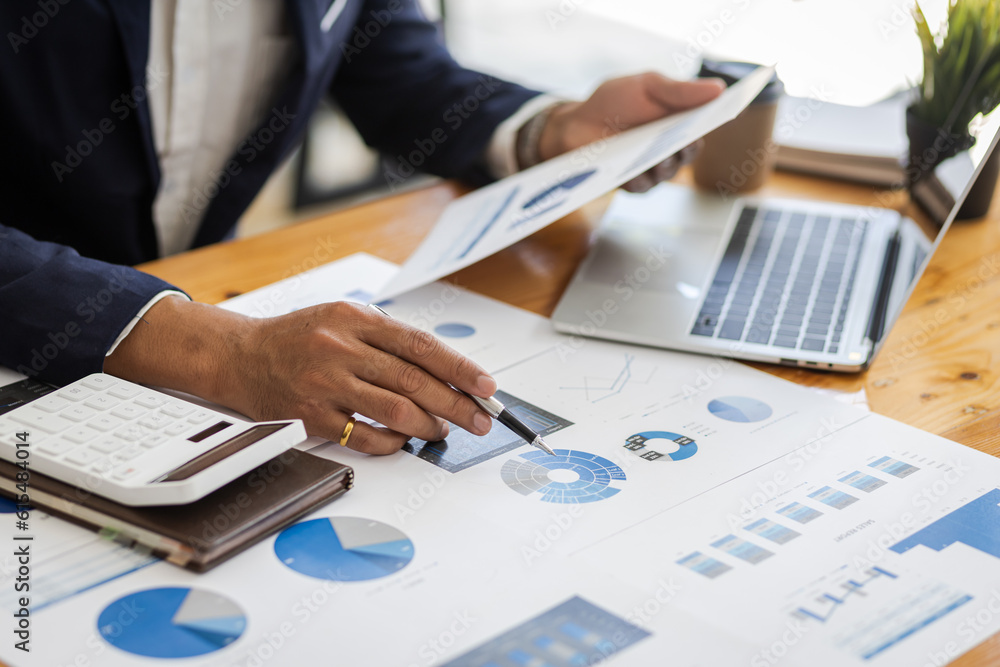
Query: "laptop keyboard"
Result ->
[[691, 205, 868, 354]]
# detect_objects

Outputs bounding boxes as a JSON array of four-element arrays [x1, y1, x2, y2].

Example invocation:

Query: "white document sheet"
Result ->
[[579, 414, 1000, 667], [11, 254, 1000, 667], [218, 252, 399, 318], [376, 65, 775, 300], [0, 507, 156, 612]]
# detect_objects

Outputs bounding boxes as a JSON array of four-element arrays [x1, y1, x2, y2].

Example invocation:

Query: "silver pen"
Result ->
[[459, 391, 556, 456], [368, 303, 556, 456]]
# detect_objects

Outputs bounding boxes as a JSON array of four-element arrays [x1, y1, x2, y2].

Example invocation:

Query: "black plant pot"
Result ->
[[905, 106, 998, 221], [905, 107, 974, 188], [956, 139, 1000, 220]]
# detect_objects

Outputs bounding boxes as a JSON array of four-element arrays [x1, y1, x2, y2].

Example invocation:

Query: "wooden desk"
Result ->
[[140, 168, 1000, 666]]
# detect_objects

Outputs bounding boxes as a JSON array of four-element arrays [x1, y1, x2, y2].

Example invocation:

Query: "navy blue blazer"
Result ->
[[0, 0, 538, 384]]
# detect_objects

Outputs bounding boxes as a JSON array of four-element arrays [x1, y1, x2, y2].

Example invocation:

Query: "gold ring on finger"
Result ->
[[339, 416, 357, 447]]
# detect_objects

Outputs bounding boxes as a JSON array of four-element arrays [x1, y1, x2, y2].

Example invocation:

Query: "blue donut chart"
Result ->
[[624, 431, 698, 461], [501, 449, 626, 503]]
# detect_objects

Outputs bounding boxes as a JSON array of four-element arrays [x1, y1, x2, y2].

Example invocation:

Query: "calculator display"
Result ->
[[157, 423, 291, 483], [188, 421, 232, 443]]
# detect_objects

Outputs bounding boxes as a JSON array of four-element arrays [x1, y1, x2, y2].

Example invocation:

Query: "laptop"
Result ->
[[552, 113, 1000, 372]]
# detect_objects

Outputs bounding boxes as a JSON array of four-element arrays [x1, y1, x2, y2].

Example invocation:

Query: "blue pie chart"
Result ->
[[707, 396, 773, 423], [275, 517, 414, 581], [98, 587, 246, 658], [435, 322, 476, 338], [0, 496, 21, 513]]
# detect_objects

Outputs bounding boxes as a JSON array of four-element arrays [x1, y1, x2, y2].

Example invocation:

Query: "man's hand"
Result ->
[[105, 296, 497, 455], [537, 72, 726, 192]]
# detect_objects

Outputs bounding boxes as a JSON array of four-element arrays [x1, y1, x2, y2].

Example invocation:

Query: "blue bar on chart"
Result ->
[[808, 486, 858, 510], [744, 518, 801, 544], [676, 551, 732, 579], [891, 488, 1000, 560], [868, 455, 920, 478], [838, 470, 888, 493], [438, 596, 650, 667], [777, 502, 824, 524], [710, 535, 773, 564]]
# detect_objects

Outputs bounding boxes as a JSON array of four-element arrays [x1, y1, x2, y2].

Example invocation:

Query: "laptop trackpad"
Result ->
[[582, 221, 722, 301]]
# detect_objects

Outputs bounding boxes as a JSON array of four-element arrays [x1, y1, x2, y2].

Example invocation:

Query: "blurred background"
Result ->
[[237, 0, 952, 238]]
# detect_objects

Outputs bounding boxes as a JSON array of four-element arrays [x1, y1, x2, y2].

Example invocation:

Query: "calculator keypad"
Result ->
[[0, 373, 240, 487]]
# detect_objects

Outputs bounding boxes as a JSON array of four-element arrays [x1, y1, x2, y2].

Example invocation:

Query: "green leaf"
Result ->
[[913, 0, 1000, 129]]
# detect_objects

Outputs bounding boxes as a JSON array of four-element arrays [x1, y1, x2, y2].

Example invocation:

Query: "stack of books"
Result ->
[[774, 91, 910, 187]]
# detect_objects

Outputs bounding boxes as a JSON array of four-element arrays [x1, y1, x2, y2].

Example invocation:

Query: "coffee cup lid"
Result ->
[[698, 59, 784, 104]]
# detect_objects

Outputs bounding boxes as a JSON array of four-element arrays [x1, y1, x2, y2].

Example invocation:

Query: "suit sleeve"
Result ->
[[330, 0, 542, 183], [0, 225, 182, 385]]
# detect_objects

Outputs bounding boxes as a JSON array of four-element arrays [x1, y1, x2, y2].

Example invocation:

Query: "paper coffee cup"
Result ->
[[692, 60, 784, 195]]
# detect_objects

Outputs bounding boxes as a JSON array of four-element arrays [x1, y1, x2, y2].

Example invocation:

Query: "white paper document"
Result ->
[[9, 254, 1000, 666], [218, 252, 399, 318], [376, 65, 775, 300]]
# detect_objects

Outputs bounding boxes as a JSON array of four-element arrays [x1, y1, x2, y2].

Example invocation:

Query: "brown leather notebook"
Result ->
[[0, 448, 352, 572]]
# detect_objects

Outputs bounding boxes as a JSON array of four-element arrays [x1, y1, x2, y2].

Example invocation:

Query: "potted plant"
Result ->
[[908, 0, 1000, 219]]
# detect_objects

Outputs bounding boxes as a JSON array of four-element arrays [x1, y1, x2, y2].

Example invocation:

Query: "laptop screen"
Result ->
[[910, 112, 1000, 227], [877, 107, 1000, 348]]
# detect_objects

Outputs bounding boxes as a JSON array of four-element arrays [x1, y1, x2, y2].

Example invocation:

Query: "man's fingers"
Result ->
[[622, 172, 658, 193], [622, 140, 702, 192], [357, 348, 491, 436], [300, 411, 411, 455], [344, 379, 453, 442], [359, 306, 497, 398], [679, 140, 703, 165], [643, 74, 726, 114], [342, 419, 412, 455], [651, 155, 682, 182]]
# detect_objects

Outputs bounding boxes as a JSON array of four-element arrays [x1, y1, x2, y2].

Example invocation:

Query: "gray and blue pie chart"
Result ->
[[274, 517, 414, 581], [97, 587, 246, 658], [707, 396, 773, 423]]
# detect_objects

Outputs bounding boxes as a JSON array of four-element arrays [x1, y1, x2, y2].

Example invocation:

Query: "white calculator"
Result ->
[[0, 373, 307, 506]]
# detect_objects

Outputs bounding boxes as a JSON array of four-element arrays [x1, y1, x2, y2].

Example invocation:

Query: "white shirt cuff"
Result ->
[[486, 94, 567, 179], [105, 290, 190, 356]]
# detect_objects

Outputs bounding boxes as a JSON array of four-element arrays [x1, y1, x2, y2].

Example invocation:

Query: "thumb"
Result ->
[[644, 75, 727, 113]]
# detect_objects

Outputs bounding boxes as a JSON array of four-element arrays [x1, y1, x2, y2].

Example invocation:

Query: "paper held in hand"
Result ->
[[376, 65, 776, 301]]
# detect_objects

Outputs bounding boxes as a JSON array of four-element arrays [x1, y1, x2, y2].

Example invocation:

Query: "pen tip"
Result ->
[[535, 436, 556, 456]]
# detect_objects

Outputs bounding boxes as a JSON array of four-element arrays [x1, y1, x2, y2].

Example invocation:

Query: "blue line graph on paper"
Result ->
[[435, 186, 521, 268], [558, 354, 657, 403], [507, 169, 597, 230], [792, 566, 898, 624], [830, 579, 972, 661], [0, 533, 156, 612]]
